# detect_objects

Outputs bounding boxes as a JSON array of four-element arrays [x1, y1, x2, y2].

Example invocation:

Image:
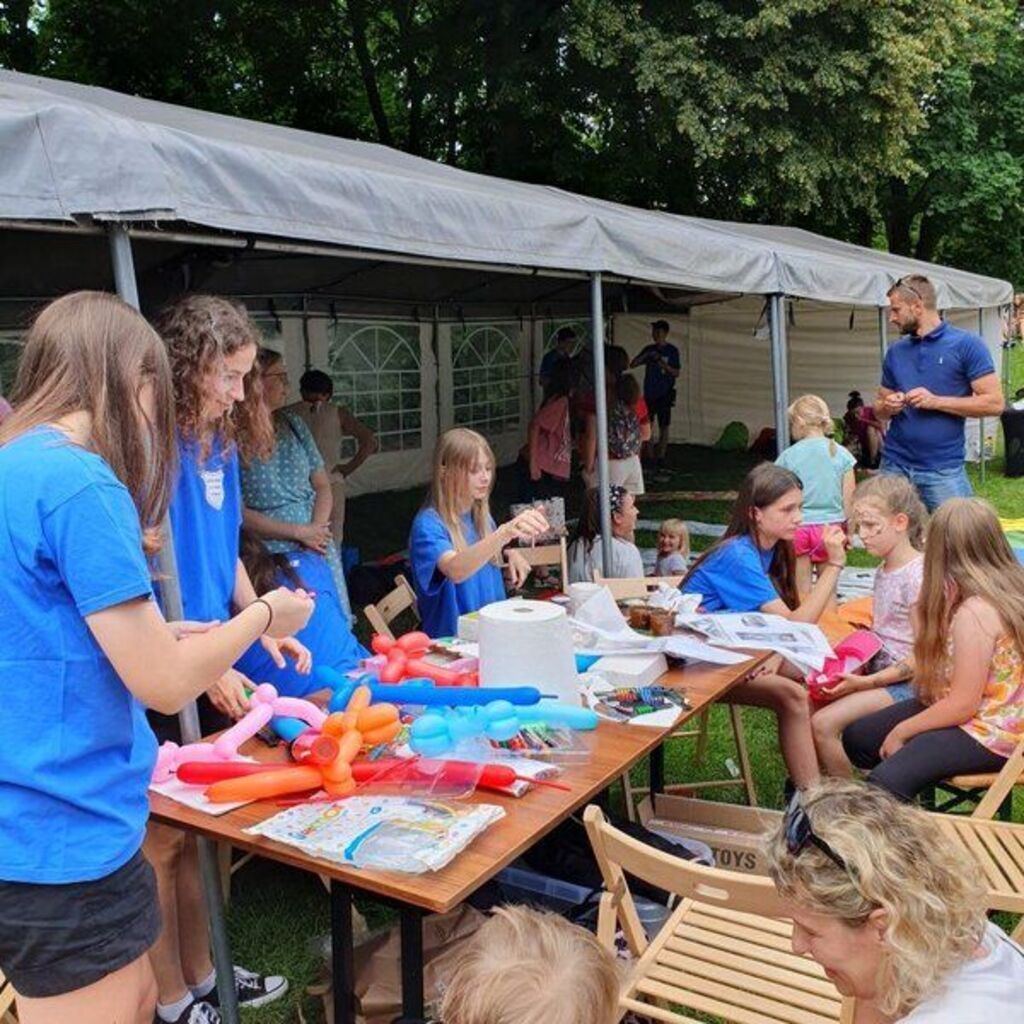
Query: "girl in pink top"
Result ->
[[518, 359, 572, 501], [812, 475, 927, 776]]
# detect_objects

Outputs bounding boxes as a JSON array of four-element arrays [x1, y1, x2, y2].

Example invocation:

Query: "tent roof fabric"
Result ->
[[0, 70, 1012, 309]]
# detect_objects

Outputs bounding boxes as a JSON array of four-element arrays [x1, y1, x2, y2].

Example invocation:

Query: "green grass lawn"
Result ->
[[229, 435, 1023, 1023]]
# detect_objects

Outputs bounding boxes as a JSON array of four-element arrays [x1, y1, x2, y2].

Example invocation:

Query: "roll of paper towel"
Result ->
[[479, 599, 579, 704]]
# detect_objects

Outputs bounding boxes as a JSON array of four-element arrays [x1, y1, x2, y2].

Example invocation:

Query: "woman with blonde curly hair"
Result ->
[[766, 779, 1024, 1021]]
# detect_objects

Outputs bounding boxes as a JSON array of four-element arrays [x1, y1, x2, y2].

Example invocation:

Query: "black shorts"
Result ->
[[648, 393, 674, 430], [148, 696, 231, 745], [0, 850, 160, 998]]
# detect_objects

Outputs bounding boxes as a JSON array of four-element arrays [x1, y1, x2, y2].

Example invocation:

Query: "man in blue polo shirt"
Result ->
[[874, 274, 1003, 511]]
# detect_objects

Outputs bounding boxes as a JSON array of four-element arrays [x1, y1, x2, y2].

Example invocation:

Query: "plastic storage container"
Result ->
[[495, 865, 670, 937]]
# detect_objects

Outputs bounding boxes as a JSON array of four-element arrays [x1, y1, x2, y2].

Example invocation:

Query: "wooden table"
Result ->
[[150, 655, 762, 1024]]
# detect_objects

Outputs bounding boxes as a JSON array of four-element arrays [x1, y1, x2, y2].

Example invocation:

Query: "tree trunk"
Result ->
[[884, 178, 913, 255], [346, 0, 394, 147]]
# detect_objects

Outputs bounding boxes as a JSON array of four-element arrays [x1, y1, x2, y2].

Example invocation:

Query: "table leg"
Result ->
[[331, 882, 357, 1024], [649, 741, 666, 796], [393, 905, 425, 1024]]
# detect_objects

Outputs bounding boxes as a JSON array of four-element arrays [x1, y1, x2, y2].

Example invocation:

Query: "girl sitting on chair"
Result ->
[[681, 463, 848, 790]]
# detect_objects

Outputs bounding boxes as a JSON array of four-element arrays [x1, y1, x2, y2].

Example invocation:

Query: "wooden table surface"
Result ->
[[150, 654, 764, 914]]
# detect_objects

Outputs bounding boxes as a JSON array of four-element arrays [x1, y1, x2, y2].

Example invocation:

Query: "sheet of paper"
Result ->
[[676, 611, 832, 671], [149, 774, 253, 816]]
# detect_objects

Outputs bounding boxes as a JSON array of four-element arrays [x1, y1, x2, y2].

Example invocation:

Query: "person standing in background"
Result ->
[[631, 319, 680, 478], [284, 368, 377, 547], [539, 325, 577, 391]]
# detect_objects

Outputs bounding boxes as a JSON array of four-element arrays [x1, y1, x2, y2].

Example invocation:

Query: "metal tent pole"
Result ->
[[979, 308, 987, 483], [106, 224, 241, 1024], [590, 272, 612, 574], [768, 294, 790, 449], [877, 306, 888, 365]]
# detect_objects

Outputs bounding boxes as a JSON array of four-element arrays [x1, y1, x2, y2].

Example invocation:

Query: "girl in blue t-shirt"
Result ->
[[236, 531, 368, 695], [145, 296, 311, 1021], [0, 292, 312, 1024], [409, 428, 549, 638], [682, 463, 847, 790]]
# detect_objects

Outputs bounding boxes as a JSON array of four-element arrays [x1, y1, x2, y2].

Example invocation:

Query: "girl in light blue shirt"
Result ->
[[776, 394, 856, 596]]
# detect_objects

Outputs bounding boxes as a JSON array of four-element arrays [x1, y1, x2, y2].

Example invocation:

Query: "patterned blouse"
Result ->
[[961, 634, 1024, 758], [241, 410, 350, 616]]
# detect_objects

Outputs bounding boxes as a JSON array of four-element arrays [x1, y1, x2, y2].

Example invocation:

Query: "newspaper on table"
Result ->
[[245, 796, 505, 873], [569, 585, 748, 666], [676, 612, 834, 674]]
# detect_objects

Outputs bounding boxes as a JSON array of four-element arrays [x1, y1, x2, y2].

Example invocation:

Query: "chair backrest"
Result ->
[[0, 967, 16, 1022], [973, 732, 1024, 819], [507, 537, 569, 593], [592, 572, 684, 601], [363, 574, 420, 640], [583, 804, 787, 956]]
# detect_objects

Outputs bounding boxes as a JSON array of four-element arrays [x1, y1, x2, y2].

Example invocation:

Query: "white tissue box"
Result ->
[[590, 653, 668, 689]]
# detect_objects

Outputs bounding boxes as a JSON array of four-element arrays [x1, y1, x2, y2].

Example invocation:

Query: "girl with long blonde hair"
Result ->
[[0, 293, 311, 1024], [843, 498, 1024, 801], [409, 428, 548, 638], [766, 778, 1023, 1021]]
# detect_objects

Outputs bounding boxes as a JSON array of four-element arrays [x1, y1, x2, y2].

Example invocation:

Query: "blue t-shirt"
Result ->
[[409, 507, 507, 638], [682, 535, 779, 612], [775, 437, 855, 524], [881, 321, 995, 470], [539, 349, 570, 381], [635, 342, 681, 401], [0, 428, 156, 883], [235, 551, 367, 697], [164, 434, 242, 622]]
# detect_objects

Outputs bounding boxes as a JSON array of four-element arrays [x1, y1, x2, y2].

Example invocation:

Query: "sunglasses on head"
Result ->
[[894, 276, 925, 303], [784, 793, 850, 873]]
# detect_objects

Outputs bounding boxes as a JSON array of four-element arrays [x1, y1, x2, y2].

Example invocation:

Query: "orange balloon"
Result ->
[[206, 765, 322, 803], [361, 721, 401, 746], [355, 704, 399, 732]]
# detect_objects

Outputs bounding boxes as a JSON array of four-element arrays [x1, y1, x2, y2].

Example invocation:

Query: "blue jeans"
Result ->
[[879, 457, 972, 512]]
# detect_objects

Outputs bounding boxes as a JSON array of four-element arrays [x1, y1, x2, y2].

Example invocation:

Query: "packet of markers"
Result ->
[[582, 683, 690, 728]]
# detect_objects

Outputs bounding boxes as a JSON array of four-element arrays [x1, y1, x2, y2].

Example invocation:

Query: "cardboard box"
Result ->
[[637, 794, 781, 876]]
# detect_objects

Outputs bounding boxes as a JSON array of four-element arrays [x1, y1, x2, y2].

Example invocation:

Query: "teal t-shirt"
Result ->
[[776, 437, 855, 525]]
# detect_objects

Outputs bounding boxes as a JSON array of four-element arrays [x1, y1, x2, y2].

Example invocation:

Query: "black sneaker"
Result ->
[[203, 965, 289, 1010], [155, 998, 221, 1024]]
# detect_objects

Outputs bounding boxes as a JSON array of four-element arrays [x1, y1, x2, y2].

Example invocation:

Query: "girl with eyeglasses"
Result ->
[[767, 779, 1024, 1021]]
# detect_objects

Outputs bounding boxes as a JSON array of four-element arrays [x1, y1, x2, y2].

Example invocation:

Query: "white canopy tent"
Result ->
[[0, 69, 1014, 1024], [0, 68, 1014, 535]]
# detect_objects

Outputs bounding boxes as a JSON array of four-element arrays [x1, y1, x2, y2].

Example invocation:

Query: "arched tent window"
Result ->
[[328, 321, 423, 453], [542, 318, 591, 356], [450, 323, 522, 437]]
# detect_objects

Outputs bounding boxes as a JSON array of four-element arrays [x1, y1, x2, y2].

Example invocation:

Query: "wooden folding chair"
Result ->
[[590, 574, 757, 817], [929, 733, 1024, 821], [0, 967, 18, 1023], [928, 811, 1024, 942], [507, 537, 570, 593], [363, 573, 420, 640], [583, 805, 854, 1024]]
